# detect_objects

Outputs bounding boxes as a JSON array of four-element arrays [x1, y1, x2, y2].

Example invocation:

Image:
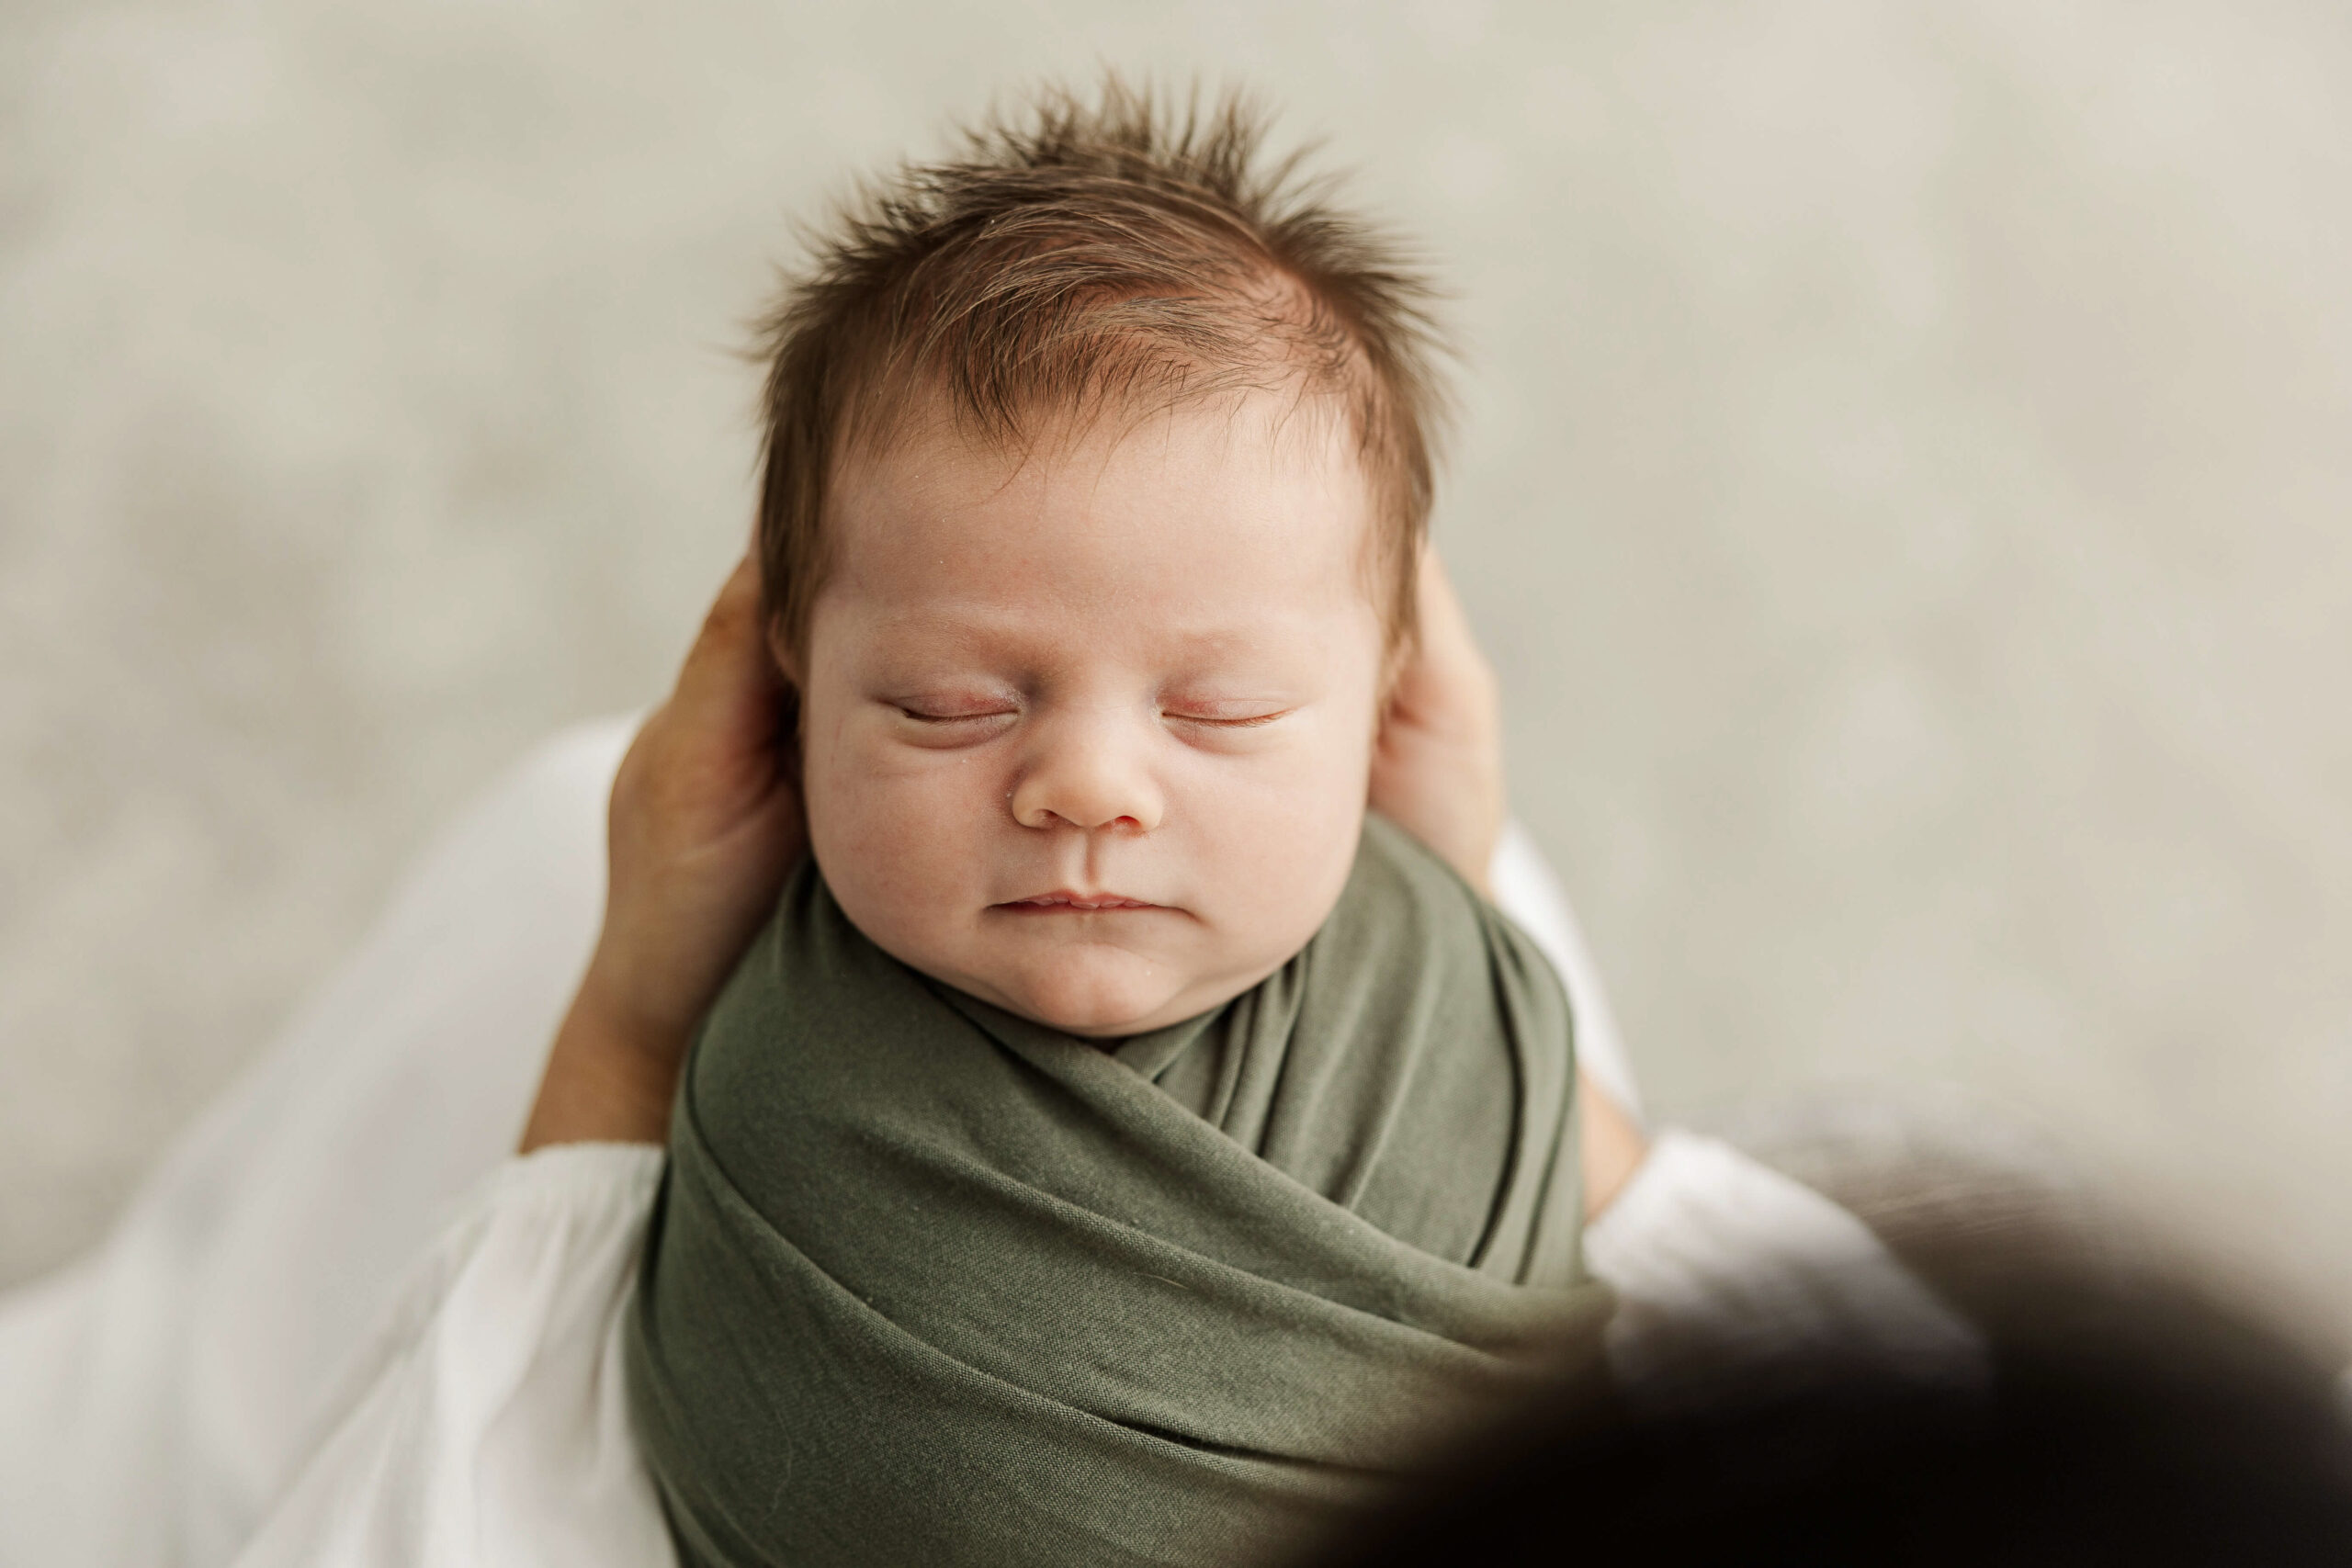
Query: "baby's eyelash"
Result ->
[[895, 705, 1016, 724], [1165, 708, 1291, 728]]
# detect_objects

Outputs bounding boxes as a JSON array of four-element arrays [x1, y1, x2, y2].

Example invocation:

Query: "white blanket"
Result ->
[[0, 720, 1969, 1567]]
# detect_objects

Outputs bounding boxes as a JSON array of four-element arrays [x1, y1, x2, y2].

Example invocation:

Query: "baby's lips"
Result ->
[[995, 890, 1160, 913]]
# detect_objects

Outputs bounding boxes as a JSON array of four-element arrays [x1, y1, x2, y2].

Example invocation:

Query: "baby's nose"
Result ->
[[1008, 723, 1165, 834]]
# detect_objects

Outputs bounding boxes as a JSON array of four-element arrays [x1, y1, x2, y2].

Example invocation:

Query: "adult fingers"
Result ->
[[1393, 547, 1499, 726], [667, 552, 788, 734]]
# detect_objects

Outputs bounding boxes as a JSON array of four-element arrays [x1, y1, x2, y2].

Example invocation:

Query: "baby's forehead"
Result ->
[[831, 384, 1371, 542], [812, 391, 1388, 657], [839, 374, 1369, 490]]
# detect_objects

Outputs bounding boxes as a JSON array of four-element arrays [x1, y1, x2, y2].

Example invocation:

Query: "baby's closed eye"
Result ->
[[885, 695, 1021, 746], [895, 702, 1018, 722], [1159, 701, 1295, 728]]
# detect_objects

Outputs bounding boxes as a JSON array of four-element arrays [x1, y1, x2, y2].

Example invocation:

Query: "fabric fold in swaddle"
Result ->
[[626, 816, 1611, 1567]]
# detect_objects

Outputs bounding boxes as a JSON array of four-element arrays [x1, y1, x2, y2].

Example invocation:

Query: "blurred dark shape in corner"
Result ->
[[1329, 1089, 2352, 1567]]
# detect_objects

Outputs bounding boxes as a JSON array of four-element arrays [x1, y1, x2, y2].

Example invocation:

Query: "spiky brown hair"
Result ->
[[754, 77, 1450, 663]]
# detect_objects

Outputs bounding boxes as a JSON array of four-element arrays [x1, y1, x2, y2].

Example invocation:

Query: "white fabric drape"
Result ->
[[0, 720, 629, 1566]]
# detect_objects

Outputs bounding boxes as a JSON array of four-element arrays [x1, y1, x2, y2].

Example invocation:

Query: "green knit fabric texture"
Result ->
[[627, 815, 1610, 1567]]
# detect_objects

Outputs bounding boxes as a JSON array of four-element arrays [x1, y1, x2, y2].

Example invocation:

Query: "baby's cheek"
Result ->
[[1209, 756, 1367, 940], [845, 754, 1020, 927], [812, 725, 961, 836], [822, 773, 953, 893], [1214, 739, 1367, 849], [807, 758, 923, 911]]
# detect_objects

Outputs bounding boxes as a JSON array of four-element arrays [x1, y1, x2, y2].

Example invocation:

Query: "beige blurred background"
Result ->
[[3, 0, 2347, 1311]]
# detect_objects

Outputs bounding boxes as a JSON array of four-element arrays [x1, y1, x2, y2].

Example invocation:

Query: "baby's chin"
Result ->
[[964, 947, 1248, 1040]]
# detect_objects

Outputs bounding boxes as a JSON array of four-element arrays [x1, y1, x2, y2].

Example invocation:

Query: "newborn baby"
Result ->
[[625, 85, 1612, 1568]]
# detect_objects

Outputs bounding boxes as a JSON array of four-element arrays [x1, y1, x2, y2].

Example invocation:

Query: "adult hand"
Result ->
[[1369, 547, 1507, 893], [520, 553, 805, 1150], [1368, 546, 1647, 1217]]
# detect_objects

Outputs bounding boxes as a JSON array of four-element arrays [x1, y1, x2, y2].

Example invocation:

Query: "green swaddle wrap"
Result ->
[[626, 815, 1611, 1567]]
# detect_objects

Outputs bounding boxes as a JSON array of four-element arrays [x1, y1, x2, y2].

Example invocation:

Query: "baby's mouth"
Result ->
[[994, 890, 1160, 913]]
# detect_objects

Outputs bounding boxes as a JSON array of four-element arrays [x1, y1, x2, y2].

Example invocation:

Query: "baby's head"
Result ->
[[756, 83, 1449, 1037]]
